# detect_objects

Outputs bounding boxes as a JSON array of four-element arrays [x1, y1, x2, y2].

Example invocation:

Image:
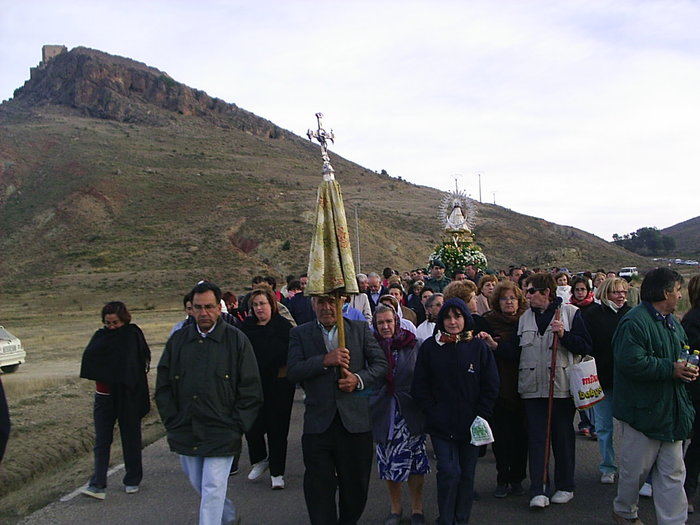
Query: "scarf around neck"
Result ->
[[374, 327, 416, 395], [437, 330, 474, 344], [570, 291, 595, 308]]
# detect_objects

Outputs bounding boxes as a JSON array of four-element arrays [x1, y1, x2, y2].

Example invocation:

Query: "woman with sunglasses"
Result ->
[[79, 301, 151, 499], [581, 277, 631, 486], [518, 273, 591, 509]]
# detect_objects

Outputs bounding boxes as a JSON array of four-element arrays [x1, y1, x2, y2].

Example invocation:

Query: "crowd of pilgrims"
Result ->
[[73, 261, 700, 524]]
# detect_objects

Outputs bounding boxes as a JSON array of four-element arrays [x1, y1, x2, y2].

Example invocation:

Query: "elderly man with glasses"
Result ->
[[287, 294, 387, 524]]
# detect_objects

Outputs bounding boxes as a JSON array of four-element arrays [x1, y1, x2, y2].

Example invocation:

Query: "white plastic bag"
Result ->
[[470, 416, 495, 446], [569, 355, 605, 409]]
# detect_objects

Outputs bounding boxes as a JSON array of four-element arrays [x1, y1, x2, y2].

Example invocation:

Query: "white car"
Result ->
[[619, 267, 639, 280], [0, 326, 25, 373]]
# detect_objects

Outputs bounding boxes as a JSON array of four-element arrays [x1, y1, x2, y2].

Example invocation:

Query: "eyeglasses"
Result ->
[[499, 296, 517, 302], [525, 288, 545, 295], [193, 304, 218, 311]]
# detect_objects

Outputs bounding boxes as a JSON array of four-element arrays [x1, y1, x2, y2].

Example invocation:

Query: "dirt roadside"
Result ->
[[0, 308, 183, 521]]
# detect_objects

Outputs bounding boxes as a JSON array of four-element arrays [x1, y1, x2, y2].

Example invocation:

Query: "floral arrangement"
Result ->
[[429, 239, 488, 276]]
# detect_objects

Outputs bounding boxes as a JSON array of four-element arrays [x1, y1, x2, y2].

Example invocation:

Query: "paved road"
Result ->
[[20, 392, 698, 524]]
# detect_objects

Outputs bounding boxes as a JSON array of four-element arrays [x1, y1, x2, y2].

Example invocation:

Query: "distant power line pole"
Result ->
[[354, 203, 361, 273], [492, 192, 496, 205], [478, 173, 482, 203]]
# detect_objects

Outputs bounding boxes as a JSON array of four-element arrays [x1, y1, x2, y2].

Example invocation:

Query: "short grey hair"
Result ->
[[425, 293, 444, 309], [367, 272, 380, 279]]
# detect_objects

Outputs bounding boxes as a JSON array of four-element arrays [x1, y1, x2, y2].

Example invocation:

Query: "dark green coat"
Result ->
[[612, 303, 693, 442], [155, 321, 262, 457]]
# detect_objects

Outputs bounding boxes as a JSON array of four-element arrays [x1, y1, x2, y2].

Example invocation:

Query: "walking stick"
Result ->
[[542, 307, 561, 495]]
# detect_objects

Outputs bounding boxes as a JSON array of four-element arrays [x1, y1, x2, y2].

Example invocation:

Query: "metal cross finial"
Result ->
[[307, 112, 336, 180]]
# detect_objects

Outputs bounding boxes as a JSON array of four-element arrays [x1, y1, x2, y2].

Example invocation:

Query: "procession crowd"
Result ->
[[3, 262, 697, 524]]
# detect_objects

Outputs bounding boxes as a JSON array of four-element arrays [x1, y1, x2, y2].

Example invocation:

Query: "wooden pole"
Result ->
[[335, 291, 346, 349], [542, 307, 561, 494]]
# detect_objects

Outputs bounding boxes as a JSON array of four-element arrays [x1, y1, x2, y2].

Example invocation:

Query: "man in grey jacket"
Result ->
[[288, 295, 387, 525]]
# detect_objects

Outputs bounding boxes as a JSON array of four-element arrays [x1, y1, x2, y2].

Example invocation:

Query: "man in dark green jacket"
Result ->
[[423, 260, 452, 293], [612, 268, 695, 525], [156, 281, 262, 525]]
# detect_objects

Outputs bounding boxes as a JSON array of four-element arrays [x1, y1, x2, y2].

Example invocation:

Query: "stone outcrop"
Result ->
[[13, 46, 284, 137]]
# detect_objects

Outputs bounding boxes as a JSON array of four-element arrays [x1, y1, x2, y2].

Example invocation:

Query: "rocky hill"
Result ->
[[662, 216, 700, 256], [0, 46, 649, 303]]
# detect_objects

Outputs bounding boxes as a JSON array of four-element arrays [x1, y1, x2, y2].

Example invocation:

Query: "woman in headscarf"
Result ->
[[371, 304, 429, 525], [478, 281, 529, 498], [241, 286, 295, 489], [412, 298, 499, 524], [79, 301, 151, 499], [582, 277, 631, 486], [379, 294, 417, 335]]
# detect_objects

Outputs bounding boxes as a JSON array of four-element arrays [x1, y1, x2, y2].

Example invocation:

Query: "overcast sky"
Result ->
[[1, 0, 698, 241]]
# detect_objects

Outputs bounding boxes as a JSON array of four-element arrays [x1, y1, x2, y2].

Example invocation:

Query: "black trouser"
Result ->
[[301, 414, 373, 525], [245, 377, 295, 476], [432, 435, 479, 525], [491, 399, 528, 485], [523, 398, 575, 497], [685, 400, 700, 498], [90, 392, 143, 488]]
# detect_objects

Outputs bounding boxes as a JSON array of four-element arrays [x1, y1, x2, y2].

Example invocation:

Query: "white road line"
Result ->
[[59, 463, 125, 502]]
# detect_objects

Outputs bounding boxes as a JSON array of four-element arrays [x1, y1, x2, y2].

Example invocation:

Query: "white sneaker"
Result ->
[[551, 490, 574, 504], [639, 482, 652, 498], [271, 475, 285, 490], [529, 495, 550, 508], [600, 472, 616, 484], [125, 485, 139, 494], [247, 459, 269, 481]]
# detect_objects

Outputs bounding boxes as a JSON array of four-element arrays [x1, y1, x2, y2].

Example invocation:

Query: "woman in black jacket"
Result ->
[[582, 278, 631, 485], [79, 301, 150, 499], [683, 275, 700, 507], [411, 298, 499, 525], [479, 281, 529, 498], [241, 286, 295, 490]]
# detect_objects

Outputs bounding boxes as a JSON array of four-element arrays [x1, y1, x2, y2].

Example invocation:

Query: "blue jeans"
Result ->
[[592, 390, 616, 474], [180, 455, 236, 525], [431, 436, 478, 525]]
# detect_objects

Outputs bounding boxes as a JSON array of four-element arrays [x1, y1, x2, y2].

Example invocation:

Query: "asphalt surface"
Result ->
[[20, 391, 700, 524]]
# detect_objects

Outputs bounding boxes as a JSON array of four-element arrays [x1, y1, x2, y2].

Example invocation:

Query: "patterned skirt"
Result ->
[[376, 405, 430, 482]]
